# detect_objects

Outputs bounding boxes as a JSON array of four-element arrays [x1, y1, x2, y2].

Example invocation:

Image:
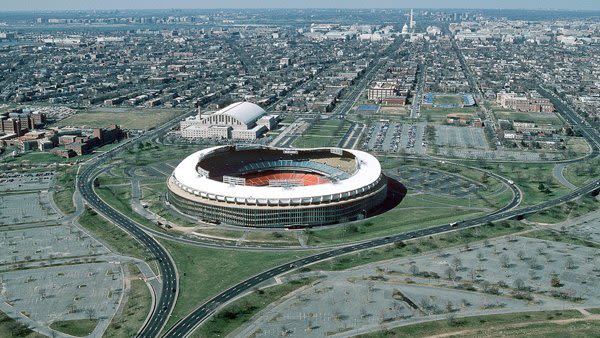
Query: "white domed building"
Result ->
[[167, 145, 388, 228]]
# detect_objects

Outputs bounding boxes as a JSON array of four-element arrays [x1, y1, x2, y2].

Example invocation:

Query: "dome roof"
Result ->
[[218, 102, 266, 126]]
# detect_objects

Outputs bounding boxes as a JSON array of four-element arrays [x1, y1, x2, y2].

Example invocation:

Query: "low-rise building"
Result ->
[[368, 82, 399, 100], [180, 101, 278, 140], [496, 92, 555, 112]]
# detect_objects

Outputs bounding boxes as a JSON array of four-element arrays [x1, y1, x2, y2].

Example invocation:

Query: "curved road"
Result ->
[[76, 108, 200, 338], [78, 78, 600, 337], [164, 86, 600, 337]]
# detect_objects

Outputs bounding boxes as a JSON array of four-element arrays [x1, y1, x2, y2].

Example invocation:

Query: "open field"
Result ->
[[563, 158, 599, 187], [468, 161, 570, 207], [94, 184, 160, 231], [104, 264, 152, 338], [305, 159, 513, 246], [565, 137, 591, 155], [292, 118, 351, 148], [49, 319, 98, 337], [55, 108, 184, 130], [193, 277, 317, 338], [159, 240, 315, 331], [433, 94, 464, 106], [493, 109, 563, 125], [1, 151, 83, 165], [525, 195, 600, 224], [306, 207, 486, 246], [53, 167, 77, 214]]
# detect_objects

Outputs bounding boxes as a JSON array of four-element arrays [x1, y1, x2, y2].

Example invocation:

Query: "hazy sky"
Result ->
[[2, 0, 600, 11]]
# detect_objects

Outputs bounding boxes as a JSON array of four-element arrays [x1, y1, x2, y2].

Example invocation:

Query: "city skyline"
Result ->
[[1, 0, 600, 11], [1, 7, 600, 338]]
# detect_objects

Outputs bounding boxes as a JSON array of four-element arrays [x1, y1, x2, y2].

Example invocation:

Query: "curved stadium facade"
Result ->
[[167, 145, 387, 228]]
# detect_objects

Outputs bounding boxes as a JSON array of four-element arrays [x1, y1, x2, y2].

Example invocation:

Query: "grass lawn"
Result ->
[[159, 240, 315, 332], [521, 229, 600, 249], [293, 118, 351, 148], [365, 310, 583, 338], [470, 162, 570, 207], [494, 110, 563, 125], [104, 264, 152, 338], [525, 195, 600, 224], [0, 151, 84, 165], [433, 94, 464, 106], [49, 319, 98, 337], [140, 184, 198, 228], [78, 208, 156, 268], [565, 137, 592, 156], [0, 310, 45, 338], [306, 207, 485, 246], [302, 157, 514, 246], [307, 220, 528, 272], [55, 108, 184, 130], [563, 158, 600, 187], [53, 167, 77, 214], [114, 144, 196, 169], [94, 184, 157, 229], [192, 277, 317, 338]]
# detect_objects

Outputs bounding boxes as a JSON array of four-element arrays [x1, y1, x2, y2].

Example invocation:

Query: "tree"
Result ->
[[409, 264, 419, 275], [476, 251, 485, 261], [538, 182, 546, 192], [566, 257, 577, 270], [550, 272, 562, 288], [451, 257, 462, 271], [500, 254, 510, 268], [514, 278, 525, 291], [444, 267, 456, 280]]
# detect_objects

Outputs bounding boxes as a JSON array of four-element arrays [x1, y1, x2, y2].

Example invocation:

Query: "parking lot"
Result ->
[[0, 192, 60, 225], [0, 172, 54, 192], [0, 263, 122, 327], [363, 122, 425, 154], [388, 166, 484, 198], [0, 170, 127, 337], [436, 148, 555, 161], [435, 125, 489, 150], [236, 235, 600, 338], [0, 225, 110, 265]]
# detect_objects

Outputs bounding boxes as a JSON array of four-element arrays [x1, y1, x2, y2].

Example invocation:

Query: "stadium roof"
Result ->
[[171, 146, 383, 204], [216, 102, 266, 126]]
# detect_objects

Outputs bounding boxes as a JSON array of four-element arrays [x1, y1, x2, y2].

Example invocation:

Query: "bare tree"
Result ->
[[476, 251, 485, 261], [451, 257, 462, 271], [500, 254, 510, 268], [514, 278, 525, 291], [444, 267, 456, 280]]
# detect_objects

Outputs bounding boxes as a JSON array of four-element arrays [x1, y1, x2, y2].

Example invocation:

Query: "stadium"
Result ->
[[167, 145, 388, 228]]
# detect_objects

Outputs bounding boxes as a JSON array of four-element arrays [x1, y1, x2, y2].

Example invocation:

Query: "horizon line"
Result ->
[[1, 7, 600, 13]]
